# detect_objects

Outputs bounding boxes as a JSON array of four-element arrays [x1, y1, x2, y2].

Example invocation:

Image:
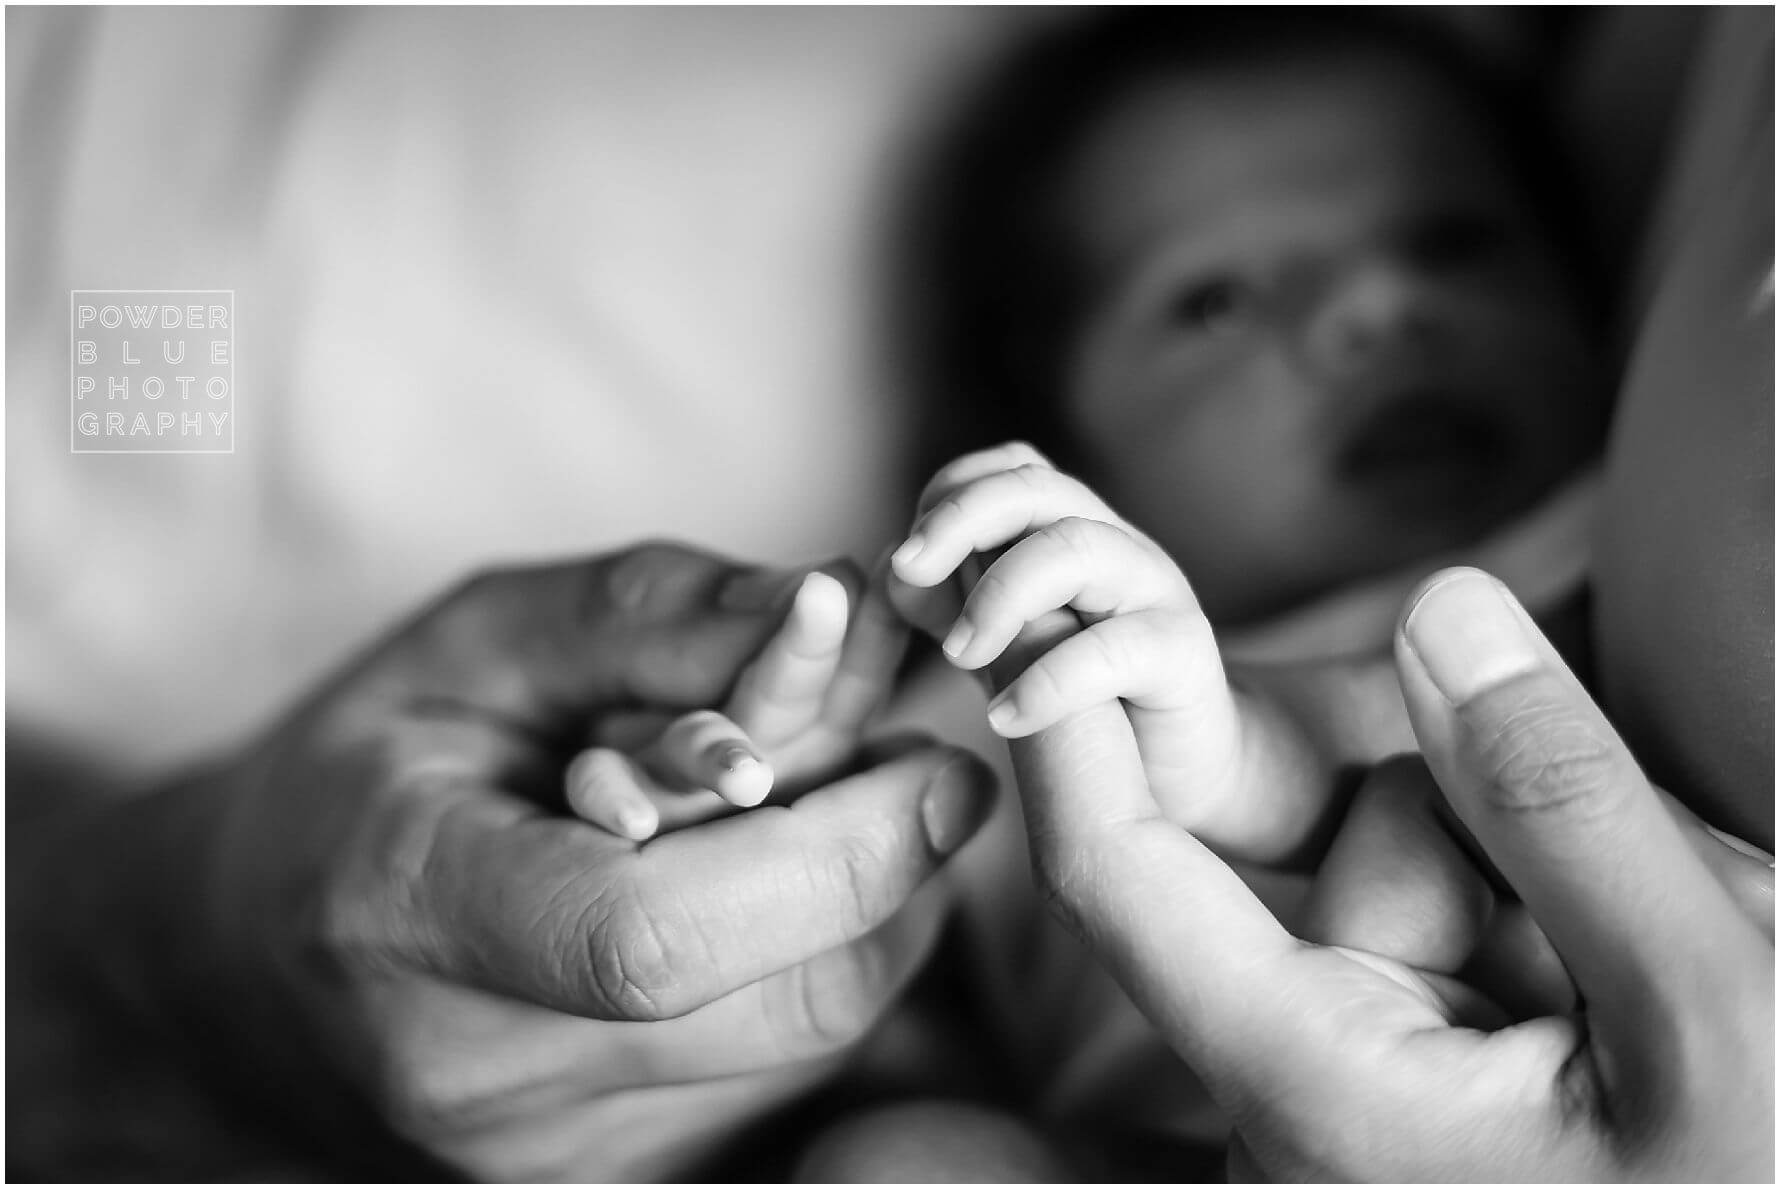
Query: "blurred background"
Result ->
[[8, 7, 1712, 786]]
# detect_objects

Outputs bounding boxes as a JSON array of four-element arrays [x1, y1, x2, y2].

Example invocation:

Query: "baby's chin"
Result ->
[[1328, 474, 1547, 580], [1329, 408, 1560, 550]]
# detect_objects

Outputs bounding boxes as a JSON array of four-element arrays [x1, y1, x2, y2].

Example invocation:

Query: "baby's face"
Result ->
[[1062, 45, 1606, 626]]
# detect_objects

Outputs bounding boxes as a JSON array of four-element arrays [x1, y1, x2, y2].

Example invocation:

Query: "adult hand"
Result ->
[[80, 544, 996, 1180], [1010, 566, 1772, 1180], [1301, 752, 1774, 1023]]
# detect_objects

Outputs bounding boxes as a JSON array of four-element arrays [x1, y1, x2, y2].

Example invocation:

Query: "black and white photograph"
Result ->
[[6, 5, 1774, 1182]]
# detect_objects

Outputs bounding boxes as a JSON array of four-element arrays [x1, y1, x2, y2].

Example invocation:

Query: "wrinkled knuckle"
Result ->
[[823, 831, 894, 934], [929, 492, 971, 532], [1030, 839, 1096, 943], [1046, 515, 1100, 555], [583, 883, 693, 1021], [1010, 461, 1055, 496], [967, 568, 1017, 621], [1082, 623, 1128, 677], [1035, 867, 1092, 945], [1016, 657, 1068, 712], [1476, 699, 1622, 821]]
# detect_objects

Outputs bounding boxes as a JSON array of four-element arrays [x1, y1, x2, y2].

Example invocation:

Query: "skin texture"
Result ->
[[1061, 46, 1605, 625], [10, 544, 996, 1181]]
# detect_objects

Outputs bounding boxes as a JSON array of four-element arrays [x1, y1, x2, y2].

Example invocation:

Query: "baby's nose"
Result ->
[[1297, 262, 1441, 381]]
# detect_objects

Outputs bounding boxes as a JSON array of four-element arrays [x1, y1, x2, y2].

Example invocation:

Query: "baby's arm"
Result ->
[[890, 442, 1335, 865], [568, 565, 909, 840]]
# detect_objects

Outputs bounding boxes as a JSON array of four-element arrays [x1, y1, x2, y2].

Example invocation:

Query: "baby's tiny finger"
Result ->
[[726, 571, 851, 749], [986, 611, 1205, 737], [820, 554, 912, 733], [945, 516, 1188, 671], [892, 464, 1119, 588], [645, 709, 776, 808], [565, 748, 662, 841], [914, 440, 1055, 520]]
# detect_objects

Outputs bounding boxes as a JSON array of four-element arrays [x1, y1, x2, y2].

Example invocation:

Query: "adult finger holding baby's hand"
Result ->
[[176, 543, 992, 1180], [1012, 566, 1772, 1181], [892, 441, 1331, 864]]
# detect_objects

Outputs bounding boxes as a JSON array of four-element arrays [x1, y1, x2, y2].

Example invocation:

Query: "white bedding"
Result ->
[[6, 8, 1026, 767]]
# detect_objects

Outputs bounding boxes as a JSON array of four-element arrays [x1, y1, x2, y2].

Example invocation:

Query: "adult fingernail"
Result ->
[[1704, 823, 1776, 868], [1401, 569, 1542, 704], [921, 755, 995, 857]]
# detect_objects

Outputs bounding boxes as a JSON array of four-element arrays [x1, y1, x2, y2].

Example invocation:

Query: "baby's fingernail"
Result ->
[[712, 743, 773, 807], [1401, 569, 1542, 704], [941, 619, 975, 662], [986, 693, 1018, 734], [717, 743, 758, 773], [617, 803, 658, 841], [890, 535, 925, 572], [921, 755, 996, 857]]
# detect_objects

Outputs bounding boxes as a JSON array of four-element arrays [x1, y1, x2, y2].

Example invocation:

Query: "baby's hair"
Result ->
[[888, 7, 1597, 497]]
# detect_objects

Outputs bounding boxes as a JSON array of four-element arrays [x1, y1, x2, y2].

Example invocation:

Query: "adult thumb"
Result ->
[[1392, 568, 1765, 1033]]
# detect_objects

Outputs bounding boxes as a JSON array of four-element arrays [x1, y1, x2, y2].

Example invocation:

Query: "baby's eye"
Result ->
[[1172, 277, 1254, 335]]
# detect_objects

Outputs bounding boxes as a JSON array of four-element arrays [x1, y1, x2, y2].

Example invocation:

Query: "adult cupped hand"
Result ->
[[1009, 566, 1773, 1181], [173, 543, 995, 1180]]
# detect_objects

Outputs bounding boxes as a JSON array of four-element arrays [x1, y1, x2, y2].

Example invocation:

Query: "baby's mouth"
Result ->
[[1334, 391, 1513, 492]]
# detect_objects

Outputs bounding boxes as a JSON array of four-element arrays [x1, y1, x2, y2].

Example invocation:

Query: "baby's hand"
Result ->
[[889, 442, 1326, 863], [567, 565, 909, 841]]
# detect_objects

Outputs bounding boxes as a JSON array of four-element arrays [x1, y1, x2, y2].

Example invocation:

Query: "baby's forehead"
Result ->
[[1081, 41, 1504, 177], [1062, 45, 1524, 261]]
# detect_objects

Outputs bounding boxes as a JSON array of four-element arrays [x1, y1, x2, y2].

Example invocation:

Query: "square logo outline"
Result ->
[[69, 289, 237, 455]]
